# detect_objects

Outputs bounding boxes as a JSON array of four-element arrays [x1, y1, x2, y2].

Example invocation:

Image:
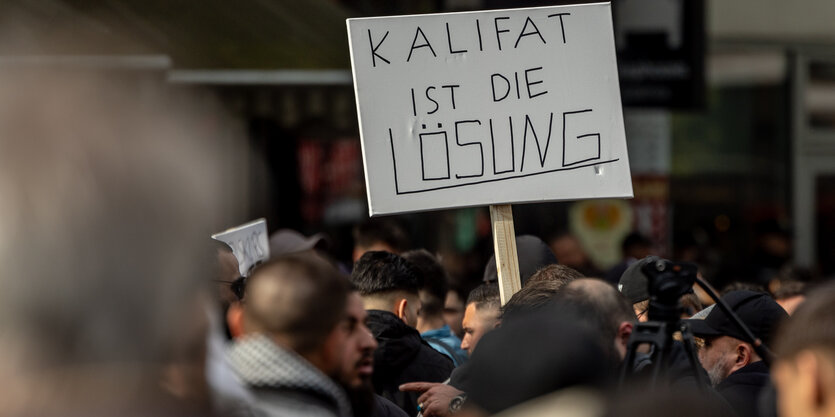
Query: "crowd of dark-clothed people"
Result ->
[[207, 219, 835, 417]]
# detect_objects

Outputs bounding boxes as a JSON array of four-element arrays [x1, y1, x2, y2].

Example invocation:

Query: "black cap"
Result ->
[[617, 256, 660, 304], [684, 290, 788, 345]]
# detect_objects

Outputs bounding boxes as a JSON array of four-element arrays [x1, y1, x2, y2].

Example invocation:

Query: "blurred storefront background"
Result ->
[[3, 0, 834, 287]]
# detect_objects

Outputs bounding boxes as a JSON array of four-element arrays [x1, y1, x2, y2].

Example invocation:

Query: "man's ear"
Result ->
[[735, 343, 754, 370], [395, 298, 409, 324]]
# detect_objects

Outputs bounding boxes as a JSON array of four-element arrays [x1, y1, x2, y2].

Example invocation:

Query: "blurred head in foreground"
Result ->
[[773, 281, 835, 417], [461, 306, 611, 416], [0, 67, 245, 416]]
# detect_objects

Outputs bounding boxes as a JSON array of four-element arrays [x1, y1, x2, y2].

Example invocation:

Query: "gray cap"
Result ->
[[269, 229, 328, 257], [483, 235, 558, 286]]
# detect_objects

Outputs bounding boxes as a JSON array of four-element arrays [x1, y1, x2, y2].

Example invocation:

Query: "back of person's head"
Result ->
[[402, 249, 448, 318], [556, 278, 636, 360], [351, 251, 422, 296], [525, 264, 584, 288], [0, 67, 245, 415], [243, 253, 351, 353], [502, 279, 563, 319], [464, 308, 611, 415], [352, 218, 409, 260], [466, 282, 501, 312]]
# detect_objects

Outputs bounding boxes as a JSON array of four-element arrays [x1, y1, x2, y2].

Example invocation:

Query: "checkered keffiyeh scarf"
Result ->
[[227, 334, 352, 417]]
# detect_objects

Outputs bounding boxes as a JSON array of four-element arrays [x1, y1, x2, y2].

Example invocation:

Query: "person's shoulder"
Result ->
[[724, 362, 771, 385], [415, 339, 455, 372], [373, 394, 410, 417]]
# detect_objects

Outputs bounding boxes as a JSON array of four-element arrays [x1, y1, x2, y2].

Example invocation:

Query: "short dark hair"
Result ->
[[353, 219, 409, 253], [466, 283, 500, 312], [351, 251, 422, 296], [402, 249, 448, 317], [502, 280, 562, 319], [525, 264, 584, 288], [775, 281, 835, 359], [243, 253, 351, 353]]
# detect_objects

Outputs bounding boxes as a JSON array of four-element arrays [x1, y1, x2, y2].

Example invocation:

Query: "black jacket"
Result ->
[[716, 361, 771, 417], [367, 310, 454, 415]]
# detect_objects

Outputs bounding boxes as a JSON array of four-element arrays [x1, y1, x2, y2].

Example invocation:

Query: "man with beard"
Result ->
[[685, 290, 788, 417], [229, 253, 385, 417]]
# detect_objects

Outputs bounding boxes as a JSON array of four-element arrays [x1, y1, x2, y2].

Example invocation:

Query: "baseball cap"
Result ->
[[684, 290, 788, 345], [617, 256, 661, 304]]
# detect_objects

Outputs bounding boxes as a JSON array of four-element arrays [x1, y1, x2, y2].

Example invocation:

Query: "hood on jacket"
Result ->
[[366, 310, 426, 373]]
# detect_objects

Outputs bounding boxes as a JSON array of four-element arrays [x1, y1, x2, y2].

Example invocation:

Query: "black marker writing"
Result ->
[[368, 29, 390, 67], [407, 26, 437, 62], [547, 13, 570, 44]]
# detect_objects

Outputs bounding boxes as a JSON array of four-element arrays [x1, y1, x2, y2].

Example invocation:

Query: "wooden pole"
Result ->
[[489, 204, 521, 305]]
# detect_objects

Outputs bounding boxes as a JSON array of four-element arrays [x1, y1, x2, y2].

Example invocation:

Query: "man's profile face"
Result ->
[[325, 292, 378, 389], [460, 302, 498, 355], [698, 335, 739, 386]]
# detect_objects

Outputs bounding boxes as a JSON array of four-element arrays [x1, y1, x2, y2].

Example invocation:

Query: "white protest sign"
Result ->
[[212, 218, 270, 276], [348, 2, 633, 216]]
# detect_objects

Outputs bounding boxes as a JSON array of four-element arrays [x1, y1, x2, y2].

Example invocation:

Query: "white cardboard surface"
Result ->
[[348, 3, 633, 216], [211, 218, 270, 276]]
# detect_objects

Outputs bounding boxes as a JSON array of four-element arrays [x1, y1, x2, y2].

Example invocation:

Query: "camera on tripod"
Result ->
[[642, 259, 699, 324]]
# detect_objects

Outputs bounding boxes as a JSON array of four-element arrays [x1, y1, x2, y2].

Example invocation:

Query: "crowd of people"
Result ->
[[208, 220, 833, 417], [4, 68, 829, 417]]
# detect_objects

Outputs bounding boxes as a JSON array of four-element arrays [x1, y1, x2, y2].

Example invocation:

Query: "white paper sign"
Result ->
[[348, 2, 633, 216], [212, 218, 270, 276]]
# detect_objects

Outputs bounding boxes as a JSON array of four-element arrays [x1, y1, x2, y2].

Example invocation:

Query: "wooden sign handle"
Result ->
[[489, 204, 521, 305]]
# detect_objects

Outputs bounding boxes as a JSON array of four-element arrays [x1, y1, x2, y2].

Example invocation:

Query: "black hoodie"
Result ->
[[367, 310, 454, 415]]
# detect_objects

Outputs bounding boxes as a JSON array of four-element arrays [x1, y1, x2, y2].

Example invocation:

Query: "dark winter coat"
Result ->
[[367, 310, 454, 415], [716, 361, 771, 417]]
